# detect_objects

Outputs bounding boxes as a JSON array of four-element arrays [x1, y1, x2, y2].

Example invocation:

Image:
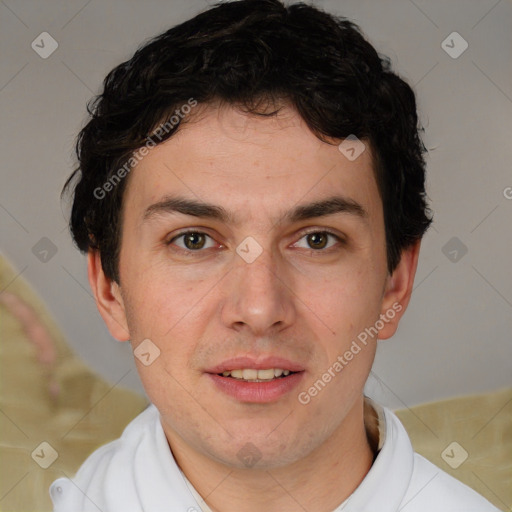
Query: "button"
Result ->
[[50, 478, 69, 501]]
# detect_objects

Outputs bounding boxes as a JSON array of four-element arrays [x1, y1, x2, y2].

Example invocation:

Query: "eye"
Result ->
[[293, 230, 343, 251], [166, 229, 343, 254], [167, 231, 217, 252]]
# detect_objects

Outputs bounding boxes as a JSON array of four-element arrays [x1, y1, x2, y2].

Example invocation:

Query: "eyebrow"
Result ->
[[142, 194, 367, 226]]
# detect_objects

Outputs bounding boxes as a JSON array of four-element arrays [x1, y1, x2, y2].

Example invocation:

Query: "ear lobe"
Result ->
[[378, 240, 421, 340], [87, 250, 130, 342]]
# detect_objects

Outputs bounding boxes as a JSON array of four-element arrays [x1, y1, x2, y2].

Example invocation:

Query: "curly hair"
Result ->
[[62, 0, 432, 283]]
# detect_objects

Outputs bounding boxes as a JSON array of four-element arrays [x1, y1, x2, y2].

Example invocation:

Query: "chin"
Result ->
[[207, 429, 316, 470]]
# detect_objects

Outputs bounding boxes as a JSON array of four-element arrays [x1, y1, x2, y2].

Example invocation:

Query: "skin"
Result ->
[[88, 103, 420, 512]]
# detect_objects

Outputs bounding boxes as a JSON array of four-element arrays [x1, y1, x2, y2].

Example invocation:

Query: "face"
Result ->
[[90, 103, 417, 470]]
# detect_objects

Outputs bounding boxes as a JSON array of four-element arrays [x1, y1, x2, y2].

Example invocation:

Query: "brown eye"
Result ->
[[168, 231, 216, 252], [183, 232, 206, 250], [306, 232, 328, 249], [293, 231, 341, 251]]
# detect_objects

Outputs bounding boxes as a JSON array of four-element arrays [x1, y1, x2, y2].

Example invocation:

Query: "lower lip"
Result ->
[[207, 372, 305, 403]]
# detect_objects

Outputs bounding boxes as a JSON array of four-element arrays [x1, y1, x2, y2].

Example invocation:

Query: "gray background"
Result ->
[[1, 0, 511, 409]]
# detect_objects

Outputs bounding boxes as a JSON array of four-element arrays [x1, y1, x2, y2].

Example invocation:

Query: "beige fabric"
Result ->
[[0, 253, 509, 511], [0, 254, 149, 512], [396, 388, 511, 511]]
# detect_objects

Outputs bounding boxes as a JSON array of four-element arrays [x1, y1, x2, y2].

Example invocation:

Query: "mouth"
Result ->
[[206, 357, 306, 403], [218, 368, 297, 382]]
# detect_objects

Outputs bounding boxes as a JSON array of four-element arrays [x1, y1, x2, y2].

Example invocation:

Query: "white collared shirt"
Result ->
[[50, 401, 500, 511]]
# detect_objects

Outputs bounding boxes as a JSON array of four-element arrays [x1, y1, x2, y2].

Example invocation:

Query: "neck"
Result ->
[[166, 398, 378, 512]]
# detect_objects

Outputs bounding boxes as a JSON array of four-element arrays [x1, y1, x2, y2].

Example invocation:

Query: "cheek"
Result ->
[[124, 261, 203, 335], [126, 267, 228, 382], [305, 264, 384, 343]]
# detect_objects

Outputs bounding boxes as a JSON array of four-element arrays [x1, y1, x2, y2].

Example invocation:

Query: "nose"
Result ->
[[220, 247, 297, 337]]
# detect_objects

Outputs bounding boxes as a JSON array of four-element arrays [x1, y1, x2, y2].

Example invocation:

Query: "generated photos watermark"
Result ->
[[298, 302, 403, 405], [93, 97, 198, 200]]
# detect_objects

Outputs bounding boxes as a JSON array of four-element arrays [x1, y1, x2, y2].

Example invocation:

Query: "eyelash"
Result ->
[[166, 229, 345, 255]]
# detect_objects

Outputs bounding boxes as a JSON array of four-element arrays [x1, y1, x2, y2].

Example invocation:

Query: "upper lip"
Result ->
[[206, 356, 306, 374]]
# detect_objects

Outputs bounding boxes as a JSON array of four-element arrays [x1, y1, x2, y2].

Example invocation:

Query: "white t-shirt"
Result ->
[[50, 401, 500, 512]]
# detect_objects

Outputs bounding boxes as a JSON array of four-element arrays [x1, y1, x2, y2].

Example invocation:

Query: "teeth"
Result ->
[[220, 368, 293, 381], [256, 369, 275, 380], [230, 369, 243, 379], [242, 369, 258, 380]]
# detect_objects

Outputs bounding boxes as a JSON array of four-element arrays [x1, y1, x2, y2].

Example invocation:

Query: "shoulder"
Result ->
[[50, 405, 160, 510], [374, 403, 501, 512], [402, 453, 501, 512], [77, 403, 159, 474]]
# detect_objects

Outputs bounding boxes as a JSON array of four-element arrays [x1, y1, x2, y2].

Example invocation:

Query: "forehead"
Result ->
[[122, 104, 382, 225]]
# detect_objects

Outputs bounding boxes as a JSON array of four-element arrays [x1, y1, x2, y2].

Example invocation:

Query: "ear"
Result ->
[[87, 250, 130, 342], [377, 240, 421, 340]]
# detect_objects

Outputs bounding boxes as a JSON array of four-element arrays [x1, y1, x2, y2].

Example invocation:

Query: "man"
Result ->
[[52, 0, 500, 510]]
